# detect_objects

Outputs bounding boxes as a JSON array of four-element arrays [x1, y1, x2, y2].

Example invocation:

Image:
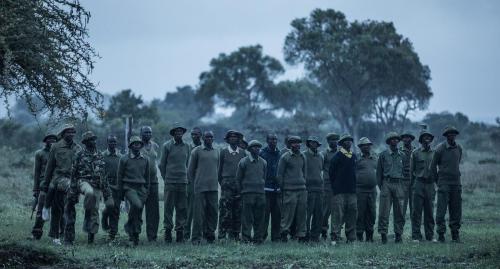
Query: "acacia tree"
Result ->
[[0, 0, 101, 118], [284, 9, 431, 138], [196, 45, 284, 123]]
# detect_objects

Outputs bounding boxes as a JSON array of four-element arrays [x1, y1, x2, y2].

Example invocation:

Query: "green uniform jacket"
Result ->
[[430, 142, 462, 185], [102, 149, 122, 189], [158, 139, 190, 184], [141, 141, 160, 184], [303, 149, 324, 192], [277, 151, 307, 191], [41, 140, 81, 192], [400, 146, 414, 180], [33, 147, 50, 192], [188, 145, 220, 193], [117, 153, 151, 198], [70, 148, 110, 199], [376, 148, 404, 187], [356, 153, 378, 192], [235, 154, 267, 194], [410, 147, 435, 184], [218, 147, 247, 184], [321, 147, 337, 192]]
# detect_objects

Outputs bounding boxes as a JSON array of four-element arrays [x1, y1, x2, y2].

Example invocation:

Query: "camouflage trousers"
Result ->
[[331, 193, 357, 242], [411, 179, 436, 240], [436, 184, 462, 235], [378, 180, 405, 235], [218, 184, 241, 240], [241, 193, 266, 243], [64, 181, 102, 243]]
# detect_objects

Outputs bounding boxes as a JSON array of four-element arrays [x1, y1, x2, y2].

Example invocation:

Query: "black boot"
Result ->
[[395, 233, 402, 243], [87, 233, 95, 244], [132, 233, 139, 246], [366, 232, 374, 242], [356, 233, 364, 242], [164, 231, 172, 243], [381, 234, 387, 244], [176, 231, 184, 243], [451, 231, 461, 243], [280, 232, 288, 243], [321, 231, 327, 240], [438, 233, 445, 243]]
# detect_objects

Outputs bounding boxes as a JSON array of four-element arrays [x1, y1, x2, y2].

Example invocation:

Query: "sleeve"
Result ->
[[117, 157, 125, 200], [145, 158, 151, 191], [33, 152, 42, 192], [263, 159, 268, 184], [329, 154, 337, 186], [187, 148, 198, 184], [41, 148, 56, 192], [158, 143, 168, 180], [276, 155, 286, 189], [376, 153, 384, 187], [429, 147, 440, 183], [235, 159, 245, 193], [410, 151, 416, 187], [302, 153, 307, 180], [218, 149, 224, 184]]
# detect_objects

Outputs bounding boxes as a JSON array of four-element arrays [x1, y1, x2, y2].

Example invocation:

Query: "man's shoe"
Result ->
[[381, 234, 387, 244], [356, 233, 364, 242], [451, 232, 461, 243], [164, 232, 172, 243], [438, 233, 445, 243], [366, 232, 374, 242], [87, 233, 95, 244], [395, 233, 402, 243], [176, 232, 184, 243], [280, 233, 288, 243]]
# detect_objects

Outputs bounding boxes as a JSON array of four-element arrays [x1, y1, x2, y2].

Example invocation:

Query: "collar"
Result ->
[[105, 149, 118, 156], [361, 153, 373, 159], [400, 145, 414, 152], [339, 147, 353, 158], [227, 145, 240, 154], [290, 150, 301, 156], [327, 146, 337, 153], [172, 138, 185, 145], [420, 146, 433, 152], [308, 148, 319, 156], [129, 152, 144, 159], [202, 144, 214, 151], [446, 142, 458, 149], [264, 146, 279, 153], [248, 154, 259, 162]]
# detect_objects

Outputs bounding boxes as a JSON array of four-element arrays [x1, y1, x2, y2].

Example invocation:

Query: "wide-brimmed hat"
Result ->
[[418, 130, 434, 143], [338, 134, 354, 145], [248, 140, 263, 148], [128, 136, 144, 148], [385, 132, 401, 144], [400, 131, 415, 141], [306, 136, 322, 147], [325, 133, 340, 141], [287, 136, 302, 143], [169, 123, 187, 136], [442, 126, 460, 137], [43, 133, 58, 142], [224, 130, 243, 140], [81, 131, 97, 144], [357, 137, 373, 147], [57, 124, 76, 137]]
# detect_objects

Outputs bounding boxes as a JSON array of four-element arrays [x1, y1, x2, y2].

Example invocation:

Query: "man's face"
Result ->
[[341, 140, 352, 151], [446, 133, 457, 143], [360, 144, 371, 154], [86, 137, 97, 149], [421, 134, 433, 147], [389, 138, 400, 147], [402, 136, 413, 146], [63, 129, 76, 143], [227, 134, 239, 146], [191, 131, 201, 143], [107, 137, 117, 150], [45, 137, 57, 147], [130, 142, 142, 154], [203, 132, 214, 147], [141, 127, 152, 142], [248, 146, 261, 156], [308, 141, 319, 151], [290, 141, 301, 152], [328, 139, 338, 149], [174, 129, 184, 141], [267, 135, 278, 148]]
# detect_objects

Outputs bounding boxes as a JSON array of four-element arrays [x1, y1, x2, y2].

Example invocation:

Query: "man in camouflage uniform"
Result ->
[[410, 127, 436, 242], [185, 127, 202, 240], [355, 137, 377, 242], [400, 131, 415, 227], [218, 130, 246, 240], [321, 133, 339, 240], [65, 131, 113, 245], [431, 126, 463, 243], [159, 124, 190, 243], [41, 124, 81, 245], [278, 136, 307, 242], [140, 126, 160, 242], [377, 132, 405, 244], [304, 136, 324, 242], [31, 133, 57, 240], [118, 136, 151, 246], [101, 135, 122, 240], [260, 134, 281, 242]]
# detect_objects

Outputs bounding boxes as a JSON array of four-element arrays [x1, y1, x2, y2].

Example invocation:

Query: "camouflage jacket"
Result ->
[[70, 148, 110, 199]]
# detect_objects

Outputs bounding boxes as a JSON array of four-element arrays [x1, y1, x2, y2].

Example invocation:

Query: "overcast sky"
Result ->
[[85, 0, 500, 123]]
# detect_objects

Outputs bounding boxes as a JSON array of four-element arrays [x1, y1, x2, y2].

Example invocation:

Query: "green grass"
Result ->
[[1, 147, 499, 268]]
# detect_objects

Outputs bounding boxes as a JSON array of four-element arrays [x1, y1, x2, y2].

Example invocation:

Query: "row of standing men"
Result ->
[[30, 123, 463, 245]]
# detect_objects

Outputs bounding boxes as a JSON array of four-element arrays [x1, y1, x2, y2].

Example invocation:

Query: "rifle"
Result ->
[[30, 193, 38, 220]]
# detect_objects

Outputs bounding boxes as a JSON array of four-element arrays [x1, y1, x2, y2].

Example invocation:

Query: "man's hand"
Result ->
[[42, 207, 51, 221]]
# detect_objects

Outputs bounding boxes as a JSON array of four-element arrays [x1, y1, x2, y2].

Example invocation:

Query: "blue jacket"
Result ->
[[259, 146, 281, 192]]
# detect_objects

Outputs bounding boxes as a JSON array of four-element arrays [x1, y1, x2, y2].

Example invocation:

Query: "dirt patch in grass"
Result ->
[[0, 244, 61, 268]]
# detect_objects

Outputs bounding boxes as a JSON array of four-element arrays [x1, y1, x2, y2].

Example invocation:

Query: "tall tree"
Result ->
[[196, 45, 284, 123], [0, 0, 101, 118], [283, 9, 431, 138], [152, 85, 203, 126], [105, 89, 158, 123]]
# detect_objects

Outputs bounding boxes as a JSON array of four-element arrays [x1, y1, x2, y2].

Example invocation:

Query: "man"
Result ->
[[304, 136, 324, 242], [185, 127, 202, 240], [400, 131, 415, 227], [279, 136, 291, 156], [41, 124, 81, 245], [410, 127, 436, 242], [31, 133, 57, 240], [159, 124, 190, 243], [259, 134, 281, 242], [117, 136, 151, 246], [140, 126, 160, 242], [101, 135, 122, 240], [431, 126, 463, 243], [65, 131, 113, 245], [355, 137, 377, 242], [277, 136, 307, 242], [218, 130, 246, 240], [239, 137, 248, 151], [321, 133, 339, 240], [330, 134, 357, 245], [236, 140, 267, 244], [188, 131, 220, 244], [377, 132, 405, 244]]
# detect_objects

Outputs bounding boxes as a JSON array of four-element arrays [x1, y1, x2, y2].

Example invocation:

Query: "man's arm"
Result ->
[[235, 159, 245, 193], [276, 155, 286, 190], [187, 148, 198, 185], [33, 151, 42, 193], [117, 157, 125, 200], [158, 143, 168, 180], [429, 147, 440, 183], [376, 153, 384, 188], [40, 148, 56, 192], [218, 149, 224, 184], [409, 151, 416, 187]]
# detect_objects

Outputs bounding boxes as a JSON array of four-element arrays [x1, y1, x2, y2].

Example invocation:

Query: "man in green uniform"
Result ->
[[431, 126, 463, 243], [140, 126, 160, 242], [159, 124, 190, 243], [304, 136, 324, 242], [101, 135, 122, 240], [277, 136, 307, 242], [117, 136, 151, 246], [236, 140, 267, 244], [377, 132, 405, 244], [189, 131, 220, 244], [218, 130, 246, 240], [185, 127, 202, 240], [355, 137, 377, 242], [410, 127, 436, 242], [41, 124, 81, 245], [330, 134, 357, 244], [65, 131, 113, 245], [400, 131, 415, 227], [31, 133, 57, 240], [321, 133, 339, 240], [260, 134, 281, 242], [279, 136, 291, 156]]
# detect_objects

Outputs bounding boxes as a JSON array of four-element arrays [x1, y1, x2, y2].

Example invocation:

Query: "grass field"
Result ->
[[0, 146, 499, 268]]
